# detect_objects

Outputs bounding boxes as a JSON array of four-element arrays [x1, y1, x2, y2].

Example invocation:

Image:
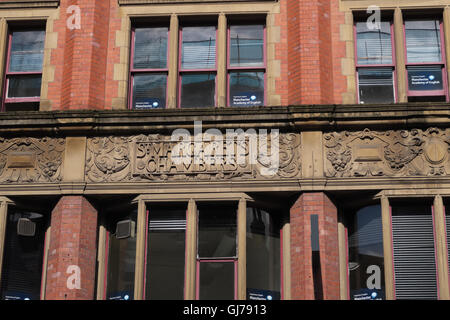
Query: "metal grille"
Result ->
[[149, 219, 186, 231], [392, 215, 438, 300]]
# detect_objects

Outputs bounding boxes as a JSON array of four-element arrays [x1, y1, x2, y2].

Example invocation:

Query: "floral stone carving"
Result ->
[[324, 128, 450, 178]]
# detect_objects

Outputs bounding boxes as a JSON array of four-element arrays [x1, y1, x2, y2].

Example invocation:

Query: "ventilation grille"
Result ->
[[115, 220, 135, 239], [392, 215, 438, 300], [17, 218, 36, 237], [149, 219, 186, 231]]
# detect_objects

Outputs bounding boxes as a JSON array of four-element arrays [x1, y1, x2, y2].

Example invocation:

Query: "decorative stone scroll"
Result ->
[[324, 128, 450, 178], [85, 133, 301, 183], [0, 137, 65, 183]]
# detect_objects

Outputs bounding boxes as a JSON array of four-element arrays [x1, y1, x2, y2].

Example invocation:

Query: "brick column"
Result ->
[[45, 196, 98, 300], [290, 192, 339, 300]]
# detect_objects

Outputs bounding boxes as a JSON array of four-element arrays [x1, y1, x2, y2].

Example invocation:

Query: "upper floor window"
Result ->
[[354, 11, 449, 104], [228, 24, 265, 107], [179, 25, 217, 108], [404, 18, 448, 102], [130, 26, 169, 110], [2, 28, 45, 112], [355, 20, 396, 104], [128, 16, 267, 110]]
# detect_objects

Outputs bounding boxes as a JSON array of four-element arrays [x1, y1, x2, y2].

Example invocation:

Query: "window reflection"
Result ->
[[105, 210, 137, 300], [246, 207, 280, 300], [145, 205, 186, 300], [0, 208, 47, 300], [348, 205, 385, 300], [198, 204, 237, 258]]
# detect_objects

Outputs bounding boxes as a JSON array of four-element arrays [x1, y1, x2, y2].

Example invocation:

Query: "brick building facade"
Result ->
[[0, 0, 449, 300]]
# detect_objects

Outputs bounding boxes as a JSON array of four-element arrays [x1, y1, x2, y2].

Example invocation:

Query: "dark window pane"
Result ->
[[407, 65, 444, 91], [229, 71, 264, 107], [0, 209, 46, 300], [358, 67, 394, 104], [246, 207, 280, 300], [198, 204, 237, 258], [230, 25, 264, 67], [133, 27, 168, 69], [132, 73, 167, 109], [106, 211, 137, 300], [391, 204, 437, 300], [180, 73, 215, 108], [405, 20, 442, 63], [356, 21, 392, 65], [9, 30, 45, 73], [4, 102, 39, 112], [145, 206, 186, 300], [181, 26, 216, 69], [348, 205, 385, 300], [7, 75, 41, 98], [199, 262, 234, 300]]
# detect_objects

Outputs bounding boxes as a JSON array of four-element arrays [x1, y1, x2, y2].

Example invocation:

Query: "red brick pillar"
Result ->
[[290, 192, 339, 300], [45, 196, 98, 300]]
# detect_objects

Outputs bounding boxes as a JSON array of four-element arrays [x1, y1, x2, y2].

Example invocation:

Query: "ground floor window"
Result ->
[[347, 204, 385, 300], [0, 207, 48, 300], [102, 199, 285, 300]]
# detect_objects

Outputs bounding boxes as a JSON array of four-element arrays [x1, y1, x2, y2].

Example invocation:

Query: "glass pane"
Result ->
[[229, 71, 264, 107], [405, 20, 442, 63], [198, 204, 237, 258], [7, 75, 41, 98], [181, 26, 216, 69], [0, 209, 46, 300], [9, 30, 45, 72], [145, 206, 186, 300], [230, 25, 264, 67], [133, 27, 168, 69], [132, 73, 167, 109], [356, 21, 393, 65], [246, 207, 280, 300], [180, 73, 215, 108], [358, 68, 394, 104], [199, 262, 234, 300], [407, 65, 444, 91], [106, 211, 137, 300], [348, 205, 385, 300]]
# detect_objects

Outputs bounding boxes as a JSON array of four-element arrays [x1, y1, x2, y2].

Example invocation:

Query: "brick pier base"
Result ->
[[290, 192, 340, 300], [45, 196, 98, 300]]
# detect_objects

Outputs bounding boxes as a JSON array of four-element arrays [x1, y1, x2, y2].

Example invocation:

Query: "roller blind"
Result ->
[[392, 206, 438, 300]]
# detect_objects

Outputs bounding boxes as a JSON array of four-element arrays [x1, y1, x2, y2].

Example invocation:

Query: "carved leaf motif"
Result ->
[[0, 137, 64, 183]]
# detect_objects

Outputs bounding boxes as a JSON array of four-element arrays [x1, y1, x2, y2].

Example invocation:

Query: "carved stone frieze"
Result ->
[[324, 128, 450, 178], [0, 137, 65, 183], [85, 133, 301, 182]]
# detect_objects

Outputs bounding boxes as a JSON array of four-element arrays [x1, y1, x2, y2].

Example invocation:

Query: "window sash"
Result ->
[[3, 29, 45, 109], [227, 24, 266, 107]]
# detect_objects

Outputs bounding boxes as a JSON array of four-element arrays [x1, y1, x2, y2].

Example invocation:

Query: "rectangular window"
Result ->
[[405, 18, 448, 101], [355, 20, 396, 104], [246, 207, 281, 300], [145, 205, 186, 300], [105, 210, 137, 300], [196, 203, 237, 300], [0, 208, 48, 300], [179, 25, 217, 108], [228, 24, 265, 107], [130, 26, 169, 109], [348, 205, 385, 300], [3, 28, 45, 111]]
